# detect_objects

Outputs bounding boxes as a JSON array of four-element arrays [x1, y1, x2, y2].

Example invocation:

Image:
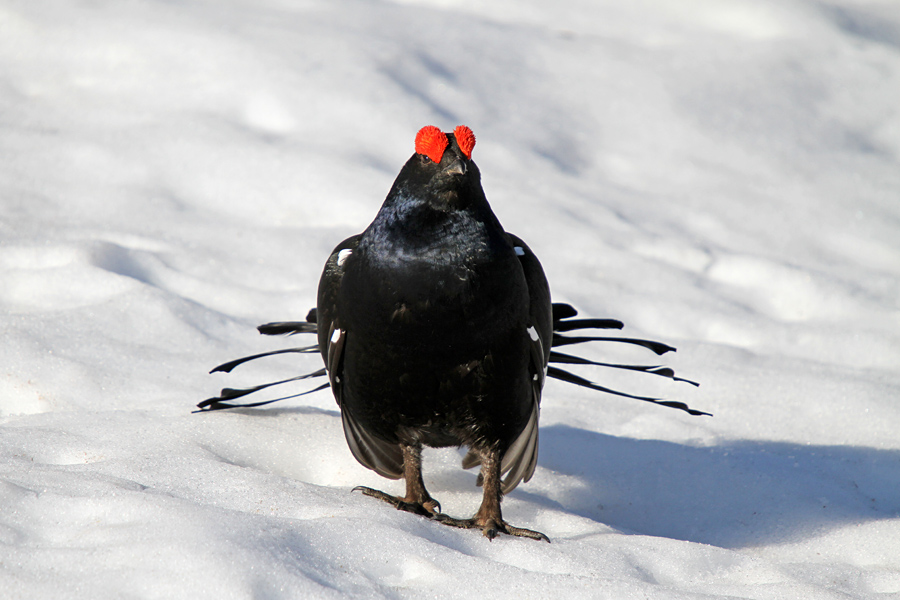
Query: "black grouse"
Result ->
[[199, 125, 706, 542], [317, 125, 551, 540]]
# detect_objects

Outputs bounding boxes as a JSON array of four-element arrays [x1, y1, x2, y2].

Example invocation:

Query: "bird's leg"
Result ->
[[353, 443, 442, 517], [435, 447, 549, 542]]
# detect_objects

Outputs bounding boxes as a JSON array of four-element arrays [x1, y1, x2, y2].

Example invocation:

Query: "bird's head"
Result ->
[[402, 125, 480, 209], [364, 125, 504, 259]]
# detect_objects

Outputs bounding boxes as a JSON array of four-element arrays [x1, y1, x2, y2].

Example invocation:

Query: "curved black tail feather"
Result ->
[[210, 345, 319, 374], [547, 367, 709, 416], [257, 321, 317, 336], [549, 350, 700, 386], [195, 382, 330, 413]]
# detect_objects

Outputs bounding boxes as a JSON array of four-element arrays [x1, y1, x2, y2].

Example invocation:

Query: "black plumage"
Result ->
[[199, 125, 706, 542]]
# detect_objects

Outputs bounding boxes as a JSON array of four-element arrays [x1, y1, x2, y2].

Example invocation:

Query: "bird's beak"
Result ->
[[444, 159, 467, 177]]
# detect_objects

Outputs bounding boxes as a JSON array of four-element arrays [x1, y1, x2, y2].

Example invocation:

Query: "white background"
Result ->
[[2, 0, 899, 598]]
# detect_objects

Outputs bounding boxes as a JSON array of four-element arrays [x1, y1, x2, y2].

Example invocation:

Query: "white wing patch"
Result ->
[[527, 326, 539, 341], [337, 248, 353, 267], [514, 246, 525, 256]]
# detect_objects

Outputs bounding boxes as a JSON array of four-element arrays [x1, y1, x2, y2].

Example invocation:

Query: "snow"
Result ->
[[2, 0, 899, 597]]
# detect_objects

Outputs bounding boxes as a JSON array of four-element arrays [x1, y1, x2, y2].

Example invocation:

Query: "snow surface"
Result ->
[[2, 0, 900, 598]]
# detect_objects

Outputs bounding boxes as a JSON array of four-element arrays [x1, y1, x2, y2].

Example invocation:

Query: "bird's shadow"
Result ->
[[227, 405, 341, 419], [530, 424, 900, 548]]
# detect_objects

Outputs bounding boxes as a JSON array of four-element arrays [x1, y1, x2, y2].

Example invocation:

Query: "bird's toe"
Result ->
[[352, 486, 441, 518], [500, 522, 550, 543], [433, 513, 549, 542]]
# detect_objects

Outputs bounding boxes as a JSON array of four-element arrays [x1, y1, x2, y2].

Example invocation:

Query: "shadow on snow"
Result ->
[[536, 424, 900, 548]]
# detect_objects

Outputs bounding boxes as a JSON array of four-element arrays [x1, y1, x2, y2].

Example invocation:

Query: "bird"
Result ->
[[198, 125, 707, 542]]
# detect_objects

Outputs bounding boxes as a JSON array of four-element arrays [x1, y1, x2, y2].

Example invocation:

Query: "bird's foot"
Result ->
[[434, 514, 550, 542], [352, 486, 441, 518]]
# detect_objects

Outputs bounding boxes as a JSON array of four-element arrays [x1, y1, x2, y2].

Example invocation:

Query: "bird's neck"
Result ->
[[360, 192, 506, 267]]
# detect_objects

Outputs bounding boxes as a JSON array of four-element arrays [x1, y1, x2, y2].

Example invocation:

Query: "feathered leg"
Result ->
[[354, 444, 442, 517], [436, 447, 549, 542]]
